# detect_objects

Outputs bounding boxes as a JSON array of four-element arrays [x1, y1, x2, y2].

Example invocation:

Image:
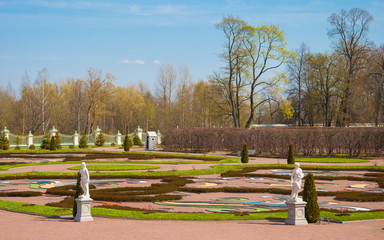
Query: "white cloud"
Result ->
[[120, 59, 145, 65], [153, 60, 161, 65]]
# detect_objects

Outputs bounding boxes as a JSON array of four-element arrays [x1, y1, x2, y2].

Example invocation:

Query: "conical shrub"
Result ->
[[72, 172, 84, 217], [123, 135, 133, 151], [287, 144, 295, 164], [302, 173, 320, 223], [241, 144, 249, 163]]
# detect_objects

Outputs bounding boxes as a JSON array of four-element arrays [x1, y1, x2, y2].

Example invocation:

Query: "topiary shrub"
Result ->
[[50, 136, 57, 151], [73, 172, 83, 217], [69, 145, 74, 149], [55, 135, 61, 149], [95, 133, 105, 147], [302, 173, 320, 223], [14, 146, 21, 150], [241, 144, 249, 163], [133, 134, 143, 147], [123, 135, 132, 152], [29, 144, 35, 150], [0, 133, 10, 150], [79, 135, 88, 149], [287, 144, 295, 164], [111, 142, 116, 147], [40, 134, 51, 149]]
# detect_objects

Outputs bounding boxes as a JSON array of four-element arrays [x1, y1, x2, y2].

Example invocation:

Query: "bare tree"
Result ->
[[155, 63, 177, 129], [328, 8, 373, 126], [287, 43, 310, 126], [83, 68, 114, 134], [215, 16, 248, 127]]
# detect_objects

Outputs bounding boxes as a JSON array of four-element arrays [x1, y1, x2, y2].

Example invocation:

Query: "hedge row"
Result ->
[[162, 127, 384, 156]]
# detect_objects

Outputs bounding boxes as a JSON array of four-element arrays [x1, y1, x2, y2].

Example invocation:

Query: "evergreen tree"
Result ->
[[302, 173, 320, 223], [287, 144, 295, 164], [0, 133, 10, 150], [95, 133, 105, 146], [123, 135, 133, 151], [241, 144, 249, 163], [40, 134, 51, 149], [72, 172, 84, 217], [79, 135, 88, 149], [54, 134, 61, 149], [133, 134, 143, 146], [49, 136, 56, 150]]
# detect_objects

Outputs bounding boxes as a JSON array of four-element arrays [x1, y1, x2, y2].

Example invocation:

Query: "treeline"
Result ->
[[162, 127, 384, 156], [1, 8, 383, 133], [0, 67, 226, 135], [214, 9, 384, 127]]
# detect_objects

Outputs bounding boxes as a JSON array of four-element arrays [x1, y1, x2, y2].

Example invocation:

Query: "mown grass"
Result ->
[[1, 163, 384, 180], [0, 200, 72, 216], [68, 164, 160, 171], [1, 199, 383, 222], [296, 158, 369, 163]]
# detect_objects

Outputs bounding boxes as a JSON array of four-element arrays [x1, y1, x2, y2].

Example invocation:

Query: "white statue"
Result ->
[[290, 163, 304, 201], [79, 162, 90, 199]]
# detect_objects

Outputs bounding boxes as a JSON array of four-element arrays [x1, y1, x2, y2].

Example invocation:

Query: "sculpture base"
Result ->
[[285, 200, 308, 225], [74, 197, 93, 222]]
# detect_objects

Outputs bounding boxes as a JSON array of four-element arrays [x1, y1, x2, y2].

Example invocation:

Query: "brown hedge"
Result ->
[[162, 127, 384, 156]]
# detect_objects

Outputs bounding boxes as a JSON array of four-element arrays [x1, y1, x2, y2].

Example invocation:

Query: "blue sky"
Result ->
[[1, 0, 383, 93]]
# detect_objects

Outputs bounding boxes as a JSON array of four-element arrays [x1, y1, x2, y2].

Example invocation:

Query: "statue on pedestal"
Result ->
[[290, 163, 304, 201], [79, 162, 90, 199], [74, 162, 93, 222]]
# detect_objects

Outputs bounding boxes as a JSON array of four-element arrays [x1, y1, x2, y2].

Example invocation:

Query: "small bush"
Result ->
[[123, 135, 133, 151], [95, 133, 105, 147], [73, 172, 83, 217], [133, 135, 144, 147], [69, 145, 74, 149], [111, 143, 116, 147], [79, 135, 88, 149], [55, 135, 61, 149], [14, 146, 21, 150], [40, 135, 51, 149], [0, 133, 10, 150], [29, 144, 35, 150], [241, 144, 249, 164], [287, 144, 295, 164], [302, 173, 320, 223], [50, 136, 57, 151]]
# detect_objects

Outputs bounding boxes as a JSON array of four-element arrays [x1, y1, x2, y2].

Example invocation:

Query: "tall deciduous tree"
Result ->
[[156, 63, 177, 129], [287, 43, 310, 126], [83, 68, 114, 134], [215, 16, 248, 128], [328, 8, 373, 126], [215, 16, 294, 127], [242, 24, 294, 128]]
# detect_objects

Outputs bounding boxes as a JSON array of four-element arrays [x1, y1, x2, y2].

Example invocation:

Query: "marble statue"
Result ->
[[79, 162, 90, 199], [290, 163, 304, 201]]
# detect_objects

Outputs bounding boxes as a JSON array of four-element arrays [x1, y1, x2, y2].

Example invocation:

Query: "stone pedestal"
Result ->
[[74, 197, 93, 222], [285, 200, 308, 225]]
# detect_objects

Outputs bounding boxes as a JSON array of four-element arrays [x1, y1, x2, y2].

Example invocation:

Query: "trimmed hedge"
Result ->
[[162, 127, 384, 156]]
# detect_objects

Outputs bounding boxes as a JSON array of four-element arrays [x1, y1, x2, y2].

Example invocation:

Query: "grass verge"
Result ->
[[1, 200, 383, 222]]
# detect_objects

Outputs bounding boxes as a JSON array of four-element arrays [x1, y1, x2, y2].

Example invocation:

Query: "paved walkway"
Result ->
[[1, 210, 383, 240]]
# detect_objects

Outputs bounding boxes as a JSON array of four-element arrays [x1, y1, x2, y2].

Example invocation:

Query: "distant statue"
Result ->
[[290, 163, 304, 201], [79, 162, 90, 199]]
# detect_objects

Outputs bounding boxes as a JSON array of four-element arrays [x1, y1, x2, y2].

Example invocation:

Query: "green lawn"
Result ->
[[296, 158, 369, 163], [1, 200, 383, 222], [68, 164, 160, 171]]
